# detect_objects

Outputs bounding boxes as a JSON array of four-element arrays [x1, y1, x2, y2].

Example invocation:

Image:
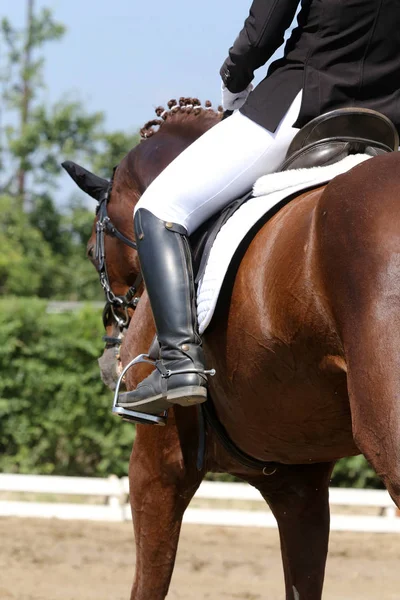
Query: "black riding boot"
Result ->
[[117, 208, 211, 414]]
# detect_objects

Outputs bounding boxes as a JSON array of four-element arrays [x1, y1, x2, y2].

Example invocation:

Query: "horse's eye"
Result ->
[[87, 246, 95, 259]]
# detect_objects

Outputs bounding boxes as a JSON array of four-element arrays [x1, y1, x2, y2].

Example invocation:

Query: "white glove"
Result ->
[[221, 82, 253, 111]]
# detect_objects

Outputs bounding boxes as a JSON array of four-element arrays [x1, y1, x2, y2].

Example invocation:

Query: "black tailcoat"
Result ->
[[221, 0, 400, 132]]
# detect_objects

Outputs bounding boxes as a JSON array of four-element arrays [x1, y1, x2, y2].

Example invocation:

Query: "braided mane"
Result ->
[[140, 97, 223, 139]]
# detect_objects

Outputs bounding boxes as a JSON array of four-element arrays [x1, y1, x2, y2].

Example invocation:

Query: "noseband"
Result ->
[[95, 175, 143, 332]]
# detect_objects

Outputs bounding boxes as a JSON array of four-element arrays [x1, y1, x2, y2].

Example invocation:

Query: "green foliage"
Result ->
[[0, 5, 138, 201], [0, 9, 65, 100], [0, 3, 139, 302], [0, 298, 134, 476], [0, 195, 54, 296], [0, 4, 142, 478], [331, 455, 383, 489], [0, 194, 101, 300], [7, 101, 103, 188], [29, 195, 102, 301], [92, 131, 141, 179], [1, 8, 74, 198]]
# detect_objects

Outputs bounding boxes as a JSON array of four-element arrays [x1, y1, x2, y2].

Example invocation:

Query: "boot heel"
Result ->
[[167, 386, 208, 406]]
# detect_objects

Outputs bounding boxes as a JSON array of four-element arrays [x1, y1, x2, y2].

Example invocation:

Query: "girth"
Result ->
[[280, 107, 399, 171]]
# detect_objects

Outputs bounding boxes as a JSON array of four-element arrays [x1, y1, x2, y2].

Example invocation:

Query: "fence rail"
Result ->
[[46, 301, 103, 313], [0, 474, 398, 533]]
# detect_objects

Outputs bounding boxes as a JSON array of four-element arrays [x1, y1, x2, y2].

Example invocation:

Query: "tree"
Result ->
[[0, 2, 103, 208], [0, 298, 135, 476], [0, 194, 54, 296], [0, 1, 138, 210], [92, 131, 140, 179], [0, 2, 140, 301]]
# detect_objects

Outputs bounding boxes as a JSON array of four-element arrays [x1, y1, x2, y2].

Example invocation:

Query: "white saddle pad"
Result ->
[[196, 154, 371, 334]]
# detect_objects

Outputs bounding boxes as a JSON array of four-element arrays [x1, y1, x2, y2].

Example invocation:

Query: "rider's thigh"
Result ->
[[135, 92, 302, 235]]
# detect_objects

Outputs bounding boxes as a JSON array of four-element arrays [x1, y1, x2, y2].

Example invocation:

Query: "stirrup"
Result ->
[[112, 354, 167, 425], [112, 354, 216, 426]]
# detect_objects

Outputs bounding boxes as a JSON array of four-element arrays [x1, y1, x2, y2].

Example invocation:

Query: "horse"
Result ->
[[83, 98, 400, 600]]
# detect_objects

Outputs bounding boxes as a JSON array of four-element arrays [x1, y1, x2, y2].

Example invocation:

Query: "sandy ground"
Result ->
[[0, 517, 399, 599]]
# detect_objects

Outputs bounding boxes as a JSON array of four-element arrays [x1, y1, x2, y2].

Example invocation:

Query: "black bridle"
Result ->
[[95, 177, 143, 331]]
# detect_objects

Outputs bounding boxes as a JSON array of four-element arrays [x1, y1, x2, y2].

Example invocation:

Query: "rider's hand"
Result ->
[[221, 82, 253, 111]]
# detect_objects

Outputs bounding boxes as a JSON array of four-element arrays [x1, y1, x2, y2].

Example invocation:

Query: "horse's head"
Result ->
[[63, 98, 222, 388]]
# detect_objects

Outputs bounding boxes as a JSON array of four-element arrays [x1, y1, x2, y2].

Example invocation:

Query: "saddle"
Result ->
[[280, 107, 399, 171], [192, 107, 399, 281]]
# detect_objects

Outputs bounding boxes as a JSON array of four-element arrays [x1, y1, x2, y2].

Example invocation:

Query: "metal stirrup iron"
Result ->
[[112, 354, 167, 425], [112, 354, 215, 425]]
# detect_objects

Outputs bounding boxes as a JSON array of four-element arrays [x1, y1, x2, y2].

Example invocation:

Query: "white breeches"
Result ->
[[135, 91, 303, 235]]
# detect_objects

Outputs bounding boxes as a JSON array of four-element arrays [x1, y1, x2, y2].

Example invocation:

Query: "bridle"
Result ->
[[95, 174, 143, 332]]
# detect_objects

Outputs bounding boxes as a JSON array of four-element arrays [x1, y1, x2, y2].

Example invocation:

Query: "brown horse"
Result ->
[[84, 100, 400, 600]]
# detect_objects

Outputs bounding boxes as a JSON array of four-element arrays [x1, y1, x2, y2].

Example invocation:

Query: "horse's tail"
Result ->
[[315, 153, 400, 505]]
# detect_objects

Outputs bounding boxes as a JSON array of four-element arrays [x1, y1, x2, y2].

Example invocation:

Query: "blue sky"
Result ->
[[3, 0, 290, 133]]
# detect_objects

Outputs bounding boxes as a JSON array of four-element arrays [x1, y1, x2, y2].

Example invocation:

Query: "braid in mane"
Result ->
[[140, 97, 223, 139]]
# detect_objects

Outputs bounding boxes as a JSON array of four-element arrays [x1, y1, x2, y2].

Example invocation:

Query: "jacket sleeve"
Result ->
[[220, 0, 301, 93]]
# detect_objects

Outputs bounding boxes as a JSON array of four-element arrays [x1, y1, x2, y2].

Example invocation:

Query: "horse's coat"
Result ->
[[197, 153, 370, 333], [86, 105, 400, 600]]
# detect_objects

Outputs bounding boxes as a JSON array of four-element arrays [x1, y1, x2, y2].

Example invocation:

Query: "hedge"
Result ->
[[0, 298, 382, 488], [0, 298, 134, 476]]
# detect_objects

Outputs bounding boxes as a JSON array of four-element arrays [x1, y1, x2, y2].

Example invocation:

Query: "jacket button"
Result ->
[[181, 344, 189, 351]]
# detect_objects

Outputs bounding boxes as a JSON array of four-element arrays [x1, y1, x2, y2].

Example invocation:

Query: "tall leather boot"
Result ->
[[117, 208, 211, 414]]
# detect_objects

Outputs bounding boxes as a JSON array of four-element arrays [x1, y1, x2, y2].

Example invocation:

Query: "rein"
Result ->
[[95, 175, 143, 331]]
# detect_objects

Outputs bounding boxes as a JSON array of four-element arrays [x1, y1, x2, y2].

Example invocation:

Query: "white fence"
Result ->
[[0, 474, 398, 533], [46, 302, 103, 313]]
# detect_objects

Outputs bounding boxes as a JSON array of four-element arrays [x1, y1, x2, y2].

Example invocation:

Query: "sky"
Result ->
[[3, 0, 291, 132], [2, 0, 293, 203]]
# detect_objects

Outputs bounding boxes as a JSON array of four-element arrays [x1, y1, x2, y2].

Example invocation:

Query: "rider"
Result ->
[[120, 0, 400, 414]]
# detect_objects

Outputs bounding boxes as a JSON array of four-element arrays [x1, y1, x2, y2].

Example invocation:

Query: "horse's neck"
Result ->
[[130, 128, 208, 195]]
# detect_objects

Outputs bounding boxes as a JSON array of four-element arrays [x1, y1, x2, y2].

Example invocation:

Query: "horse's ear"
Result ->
[[61, 160, 109, 201]]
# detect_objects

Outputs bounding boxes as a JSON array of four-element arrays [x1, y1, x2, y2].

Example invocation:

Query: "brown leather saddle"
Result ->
[[280, 107, 399, 171]]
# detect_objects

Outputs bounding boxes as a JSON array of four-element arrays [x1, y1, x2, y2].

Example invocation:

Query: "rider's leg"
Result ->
[[136, 91, 302, 234], [120, 93, 302, 414]]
